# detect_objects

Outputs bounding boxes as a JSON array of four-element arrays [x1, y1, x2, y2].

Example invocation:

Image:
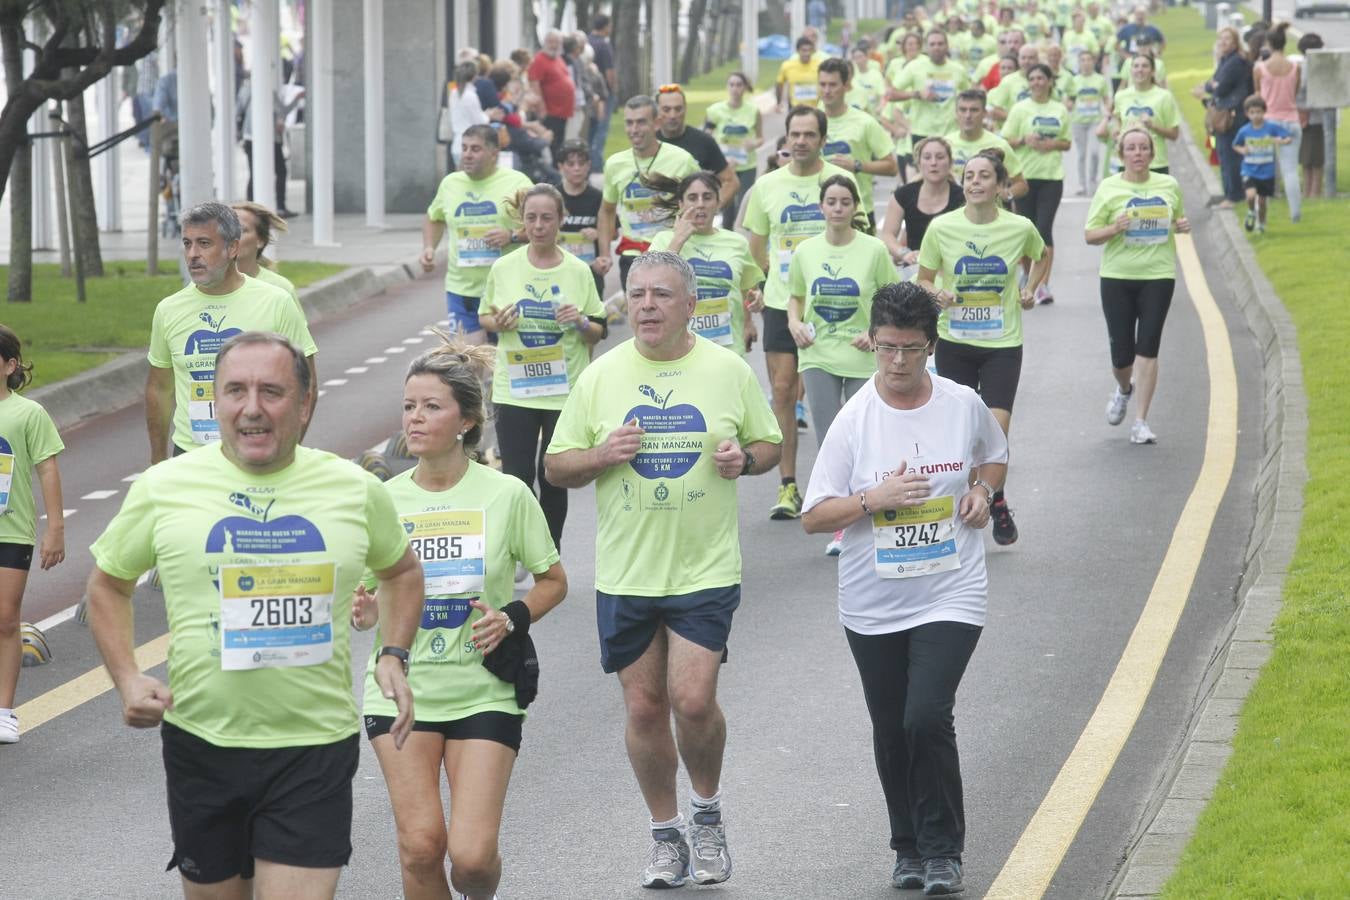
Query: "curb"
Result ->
[[28, 254, 427, 434], [1109, 120, 1309, 898]]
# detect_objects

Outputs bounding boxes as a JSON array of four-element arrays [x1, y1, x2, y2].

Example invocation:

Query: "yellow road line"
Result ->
[[16, 634, 171, 733], [985, 233, 1239, 898]]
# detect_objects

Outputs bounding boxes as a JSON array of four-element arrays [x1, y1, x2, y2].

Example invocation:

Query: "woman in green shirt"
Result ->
[[230, 201, 301, 310], [1084, 127, 1190, 445], [1110, 54, 1180, 174], [705, 71, 764, 229], [1003, 64, 1071, 305], [356, 338, 567, 900]]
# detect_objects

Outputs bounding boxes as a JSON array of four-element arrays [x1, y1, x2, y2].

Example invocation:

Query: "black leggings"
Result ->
[[845, 621, 982, 861], [494, 404, 566, 550], [1015, 178, 1063, 247], [935, 339, 1023, 413], [1100, 277, 1175, 369]]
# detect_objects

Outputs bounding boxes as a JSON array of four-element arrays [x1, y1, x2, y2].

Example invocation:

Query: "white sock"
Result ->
[[650, 813, 685, 834], [0, 708, 13, 717], [690, 788, 722, 812]]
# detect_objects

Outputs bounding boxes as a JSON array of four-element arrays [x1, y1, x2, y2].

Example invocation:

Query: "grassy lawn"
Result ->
[[1, 260, 346, 390], [1155, 7, 1350, 897]]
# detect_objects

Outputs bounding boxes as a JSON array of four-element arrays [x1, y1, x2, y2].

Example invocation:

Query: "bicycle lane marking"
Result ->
[[985, 232, 1239, 899], [16, 632, 170, 733]]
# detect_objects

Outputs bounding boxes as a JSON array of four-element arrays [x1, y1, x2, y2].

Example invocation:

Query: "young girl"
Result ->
[[0, 325, 66, 744]]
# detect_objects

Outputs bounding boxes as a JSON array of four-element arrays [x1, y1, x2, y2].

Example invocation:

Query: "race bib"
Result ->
[[187, 377, 219, 444], [507, 344, 569, 398], [561, 233, 597, 263], [455, 223, 501, 267], [793, 83, 818, 102], [689, 295, 733, 346], [1075, 98, 1101, 119], [721, 141, 749, 166], [873, 497, 960, 579], [0, 453, 12, 513], [949, 290, 1005, 340], [777, 233, 813, 279], [219, 562, 335, 670], [1123, 204, 1170, 247], [928, 79, 956, 101], [403, 510, 486, 595]]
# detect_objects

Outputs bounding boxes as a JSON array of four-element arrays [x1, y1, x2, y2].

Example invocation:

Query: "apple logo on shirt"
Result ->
[[810, 263, 862, 324], [954, 240, 1008, 297], [624, 385, 707, 480], [780, 191, 825, 224], [690, 249, 735, 285], [205, 491, 327, 555], [454, 193, 498, 218], [185, 311, 243, 356], [516, 285, 564, 347]]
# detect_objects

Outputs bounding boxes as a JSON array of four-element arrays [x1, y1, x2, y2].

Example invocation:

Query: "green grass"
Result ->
[[1155, 7, 1350, 897], [826, 17, 890, 42], [0, 260, 346, 390]]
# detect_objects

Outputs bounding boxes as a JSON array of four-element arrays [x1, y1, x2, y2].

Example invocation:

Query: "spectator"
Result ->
[[236, 74, 304, 217], [588, 14, 618, 169], [1252, 22, 1301, 222], [528, 30, 577, 161], [448, 60, 490, 170], [1294, 32, 1329, 199], [1195, 26, 1252, 209], [1116, 6, 1165, 57], [807, 0, 829, 29]]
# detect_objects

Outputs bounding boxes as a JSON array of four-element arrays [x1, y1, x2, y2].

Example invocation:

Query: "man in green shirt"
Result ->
[[889, 29, 971, 142], [817, 57, 898, 224], [545, 252, 781, 890], [146, 202, 318, 464], [88, 332, 424, 899], [990, 43, 1042, 125], [946, 89, 1029, 199]]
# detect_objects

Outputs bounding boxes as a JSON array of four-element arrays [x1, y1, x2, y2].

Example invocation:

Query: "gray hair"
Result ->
[[215, 331, 312, 396], [180, 201, 242, 244], [627, 251, 697, 298], [625, 94, 657, 114]]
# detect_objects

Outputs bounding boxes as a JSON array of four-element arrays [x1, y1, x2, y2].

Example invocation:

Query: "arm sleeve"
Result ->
[[865, 117, 893, 159], [1023, 219, 1048, 261], [147, 303, 172, 368], [26, 405, 65, 464], [600, 159, 620, 204], [742, 183, 770, 236], [275, 300, 318, 357], [917, 218, 945, 271], [736, 362, 784, 447], [970, 393, 1010, 465], [873, 240, 900, 287], [787, 248, 807, 299], [511, 481, 561, 574], [364, 475, 411, 572], [426, 177, 448, 222], [90, 477, 158, 579], [801, 401, 857, 514], [1085, 183, 1112, 228], [545, 369, 599, 453]]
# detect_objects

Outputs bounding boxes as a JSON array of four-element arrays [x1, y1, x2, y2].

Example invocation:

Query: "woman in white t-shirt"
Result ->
[[801, 281, 1007, 897]]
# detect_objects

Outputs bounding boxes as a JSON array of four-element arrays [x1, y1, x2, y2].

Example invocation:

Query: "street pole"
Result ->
[[363, 0, 387, 228], [311, 0, 335, 244], [742, 0, 759, 81], [96, 73, 122, 230], [51, 112, 72, 276], [176, 0, 216, 209], [652, 0, 673, 87], [148, 118, 162, 274], [212, 0, 237, 202], [250, 0, 279, 210]]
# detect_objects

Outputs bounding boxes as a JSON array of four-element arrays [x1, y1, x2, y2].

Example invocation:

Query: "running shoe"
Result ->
[[1244, 210, 1255, 232], [796, 400, 809, 431], [923, 857, 963, 895], [0, 712, 17, 744], [991, 498, 1018, 545], [641, 827, 690, 889], [769, 482, 803, 520], [825, 529, 844, 556], [1105, 384, 1132, 426], [1130, 420, 1158, 444], [688, 810, 732, 884], [1257, 223, 1266, 234], [1034, 284, 1054, 305], [893, 855, 925, 889]]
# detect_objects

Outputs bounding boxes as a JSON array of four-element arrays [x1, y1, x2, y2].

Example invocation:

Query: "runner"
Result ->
[[0, 326, 65, 745], [881, 137, 965, 273], [742, 106, 857, 520], [801, 281, 1006, 897], [818, 57, 899, 227], [556, 138, 608, 302], [356, 338, 568, 900], [482, 184, 607, 551], [145, 202, 317, 463], [888, 29, 971, 144], [87, 332, 423, 900], [917, 150, 1047, 545], [647, 172, 765, 355], [988, 43, 1040, 124], [1232, 96, 1292, 235], [944, 89, 1027, 195], [1084, 127, 1190, 445], [597, 95, 700, 293], [1003, 63, 1071, 304], [1068, 51, 1112, 195], [704, 72, 764, 229], [787, 175, 898, 555], [847, 41, 888, 115], [775, 35, 823, 112], [1062, 10, 1102, 73], [230, 201, 299, 310], [655, 84, 739, 215], [1110, 54, 1179, 174], [544, 251, 783, 890]]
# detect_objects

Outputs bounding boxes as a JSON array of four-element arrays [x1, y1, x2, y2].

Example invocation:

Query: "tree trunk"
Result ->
[[1, 16, 31, 301], [678, 0, 709, 83], [63, 86, 105, 277], [575, 0, 592, 31], [613, 0, 643, 101]]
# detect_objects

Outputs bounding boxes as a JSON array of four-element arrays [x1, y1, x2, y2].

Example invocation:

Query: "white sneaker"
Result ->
[[0, 712, 18, 744], [825, 530, 843, 556], [1130, 420, 1158, 444], [1106, 385, 1131, 426]]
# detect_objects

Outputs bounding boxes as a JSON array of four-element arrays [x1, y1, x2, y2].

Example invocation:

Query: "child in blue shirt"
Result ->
[[1233, 95, 1292, 234]]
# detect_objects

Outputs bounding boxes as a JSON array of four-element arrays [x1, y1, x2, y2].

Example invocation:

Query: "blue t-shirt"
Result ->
[[1234, 121, 1290, 180]]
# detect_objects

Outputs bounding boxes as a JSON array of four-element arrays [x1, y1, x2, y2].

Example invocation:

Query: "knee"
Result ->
[[448, 840, 499, 887], [903, 700, 954, 743], [670, 683, 720, 726], [624, 686, 672, 732], [0, 608, 18, 637], [397, 826, 448, 878]]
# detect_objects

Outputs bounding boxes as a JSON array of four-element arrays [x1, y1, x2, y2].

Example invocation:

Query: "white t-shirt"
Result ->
[[802, 374, 1009, 635]]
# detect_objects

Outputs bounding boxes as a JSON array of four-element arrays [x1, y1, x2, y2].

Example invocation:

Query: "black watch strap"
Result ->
[[740, 448, 756, 477], [377, 645, 410, 673]]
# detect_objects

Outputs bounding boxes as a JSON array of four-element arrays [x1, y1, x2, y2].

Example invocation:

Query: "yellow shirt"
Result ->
[[777, 57, 822, 106]]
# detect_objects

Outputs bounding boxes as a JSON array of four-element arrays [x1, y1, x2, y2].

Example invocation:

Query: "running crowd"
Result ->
[[0, 3, 1234, 898]]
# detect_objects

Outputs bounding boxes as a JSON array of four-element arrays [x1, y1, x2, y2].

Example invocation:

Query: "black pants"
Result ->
[[1015, 178, 1063, 247], [243, 140, 288, 211], [845, 621, 982, 861], [495, 403, 566, 550], [543, 115, 568, 162], [1100, 277, 1175, 369]]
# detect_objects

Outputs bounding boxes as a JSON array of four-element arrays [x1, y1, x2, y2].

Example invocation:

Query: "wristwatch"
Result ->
[[973, 479, 995, 503], [740, 448, 756, 477], [377, 646, 410, 675], [853, 158, 862, 173]]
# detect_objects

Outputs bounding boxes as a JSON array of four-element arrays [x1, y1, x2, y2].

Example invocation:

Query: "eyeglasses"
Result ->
[[874, 344, 931, 358], [657, 83, 684, 95]]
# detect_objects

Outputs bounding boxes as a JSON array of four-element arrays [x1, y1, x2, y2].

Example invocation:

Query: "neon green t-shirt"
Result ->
[[1088, 16, 1116, 50], [601, 143, 700, 250], [1111, 84, 1179, 170], [822, 106, 895, 213], [945, 129, 1025, 182], [1085, 172, 1185, 281], [989, 71, 1030, 119], [1062, 29, 1102, 71], [1004, 97, 1071, 180], [705, 100, 759, 172], [893, 57, 971, 139], [1021, 13, 1053, 44], [361, 463, 559, 723], [955, 33, 999, 74], [1069, 73, 1111, 125], [918, 207, 1046, 348], [90, 445, 409, 749], [847, 68, 887, 115], [788, 232, 898, 378], [483, 250, 604, 411], [251, 267, 300, 312], [648, 228, 764, 357], [426, 167, 534, 297], [884, 101, 913, 157], [0, 393, 63, 545], [147, 278, 318, 452], [741, 162, 857, 310], [546, 338, 782, 596]]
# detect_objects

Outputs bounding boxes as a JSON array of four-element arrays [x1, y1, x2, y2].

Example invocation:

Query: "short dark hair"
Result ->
[[591, 13, 610, 30], [818, 57, 852, 84], [0, 325, 33, 391], [1243, 94, 1267, 111], [462, 123, 498, 149], [785, 105, 828, 139], [796, 35, 816, 49], [956, 88, 988, 108], [870, 282, 940, 344], [966, 148, 1010, 186], [557, 139, 591, 165]]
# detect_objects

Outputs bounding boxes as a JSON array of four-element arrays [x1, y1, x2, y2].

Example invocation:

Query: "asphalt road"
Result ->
[[2, 136, 1263, 898]]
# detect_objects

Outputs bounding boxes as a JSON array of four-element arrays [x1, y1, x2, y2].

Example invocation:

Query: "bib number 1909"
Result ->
[[250, 596, 315, 627]]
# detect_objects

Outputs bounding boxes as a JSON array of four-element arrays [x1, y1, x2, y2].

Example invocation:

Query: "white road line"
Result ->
[[80, 490, 119, 500], [40, 509, 76, 520], [365, 357, 387, 364], [384, 347, 406, 354], [436, 319, 449, 326], [420, 329, 437, 336], [318, 389, 327, 397], [402, 337, 423, 344], [121, 473, 141, 482], [323, 378, 348, 386], [33, 572, 151, 633], [345, 367, 369, 374]]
